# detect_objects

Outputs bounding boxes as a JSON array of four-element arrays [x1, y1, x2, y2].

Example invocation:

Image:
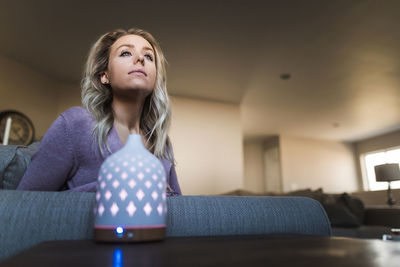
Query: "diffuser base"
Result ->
[[94, 227, 166, 242]]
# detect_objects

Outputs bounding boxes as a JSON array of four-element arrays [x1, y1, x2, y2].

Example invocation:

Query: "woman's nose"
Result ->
[[134, 53, 144, 65]]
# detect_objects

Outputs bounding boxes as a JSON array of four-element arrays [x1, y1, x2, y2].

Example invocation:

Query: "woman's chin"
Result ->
[[113, 86, 153, 98]]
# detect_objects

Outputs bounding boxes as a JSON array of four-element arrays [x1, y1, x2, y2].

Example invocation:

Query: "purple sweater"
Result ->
[[17, 107, 182, 195]]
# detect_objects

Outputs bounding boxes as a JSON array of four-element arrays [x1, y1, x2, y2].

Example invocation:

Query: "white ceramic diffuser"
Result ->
[[94, 134, 167, 242]]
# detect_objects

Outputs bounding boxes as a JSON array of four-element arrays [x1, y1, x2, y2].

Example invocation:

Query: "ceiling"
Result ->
[[0, 0, 399, 142]]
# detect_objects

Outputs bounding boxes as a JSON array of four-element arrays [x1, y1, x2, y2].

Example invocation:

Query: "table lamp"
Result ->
[[374, 163, 400, 206], [94, 134, 167, 242]]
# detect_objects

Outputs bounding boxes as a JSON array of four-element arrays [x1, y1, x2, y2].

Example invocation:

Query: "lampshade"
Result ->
[[374, 163, 400, 182]]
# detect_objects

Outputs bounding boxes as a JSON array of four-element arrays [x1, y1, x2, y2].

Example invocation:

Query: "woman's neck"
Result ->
[[112, 92, 147, 144]]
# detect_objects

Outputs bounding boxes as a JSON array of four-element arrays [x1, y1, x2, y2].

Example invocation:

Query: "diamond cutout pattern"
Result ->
[[143, 202, 152, 216], [98, 203, 105, 216], [112, 180, 120, 188], [157, 203, 163, 216], [110, 202, 119, 216], [105, 190, 112, 201], [96, 138, 169, 223], [136, 189, 145, 201], [128, 179, 136, 189], [152, 191, 158, 201], [119, 189, 128, 201], [145, 181, 152, 188], [126, 201, 136, 217]]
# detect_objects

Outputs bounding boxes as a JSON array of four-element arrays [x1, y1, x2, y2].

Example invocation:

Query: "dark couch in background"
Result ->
[[223, 188, 399, 239]]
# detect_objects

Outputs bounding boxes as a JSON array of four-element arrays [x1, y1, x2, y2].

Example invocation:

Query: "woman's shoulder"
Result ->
[[61, 106, 91, 120], [60, 106, 94, 124], [58, 106, 95, 133]]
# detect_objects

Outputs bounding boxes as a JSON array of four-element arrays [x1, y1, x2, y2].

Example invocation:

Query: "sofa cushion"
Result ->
[[285, 188, 324, 203], [323, 203, 361, 227], [0, 142, 40, 189], [341, 193, 365, 225], [321, 192, 365, 227]]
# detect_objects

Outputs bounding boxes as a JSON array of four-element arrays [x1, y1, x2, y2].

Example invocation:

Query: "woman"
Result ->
[[17, 28, 182, 196]]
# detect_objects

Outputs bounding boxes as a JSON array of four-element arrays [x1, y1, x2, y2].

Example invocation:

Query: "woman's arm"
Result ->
[[167, 164, 182, 196], [17, 114, 76, 191]]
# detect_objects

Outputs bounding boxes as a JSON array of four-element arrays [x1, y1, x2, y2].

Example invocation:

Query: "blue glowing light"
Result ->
[[116, 227, 124, 234], [113, 248, 123, 267]]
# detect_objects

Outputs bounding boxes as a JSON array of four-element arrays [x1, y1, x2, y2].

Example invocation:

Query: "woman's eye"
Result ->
[[120, 51, 131, 57], [145, 54, 153, 61]]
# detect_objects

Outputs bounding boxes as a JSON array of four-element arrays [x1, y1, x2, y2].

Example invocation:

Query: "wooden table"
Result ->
[[1, 235, 400, 267], [365, 206, 400, 228]]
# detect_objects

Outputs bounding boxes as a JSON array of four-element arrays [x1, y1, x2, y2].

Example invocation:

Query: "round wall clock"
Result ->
[[0, 110, 35, 146]]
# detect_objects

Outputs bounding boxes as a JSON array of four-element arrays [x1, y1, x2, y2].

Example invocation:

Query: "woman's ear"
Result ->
[[100, 72, 110, 84]]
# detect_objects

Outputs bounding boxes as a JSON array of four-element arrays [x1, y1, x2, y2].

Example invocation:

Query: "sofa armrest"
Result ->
[[166, 196, 331, 237], [364, 206, 400, 228]]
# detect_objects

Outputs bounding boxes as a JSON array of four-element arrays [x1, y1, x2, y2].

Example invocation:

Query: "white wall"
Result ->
[[280, 135, 358, 193], [0, 54, 60, 139], [169, 96, 243, 195], [243, 139, 265, 193], [264, 138, 282, 193]]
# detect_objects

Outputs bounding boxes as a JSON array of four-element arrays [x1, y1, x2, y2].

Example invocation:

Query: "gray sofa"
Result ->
[[0, 143, 331, 262], [224, 189, 399, 239]]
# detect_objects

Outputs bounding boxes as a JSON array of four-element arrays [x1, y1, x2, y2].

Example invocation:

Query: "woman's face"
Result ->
[[102, 34, 157, 96]]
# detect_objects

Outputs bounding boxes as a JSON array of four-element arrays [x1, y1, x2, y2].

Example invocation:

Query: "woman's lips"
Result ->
[[129, 70, 147, 76]]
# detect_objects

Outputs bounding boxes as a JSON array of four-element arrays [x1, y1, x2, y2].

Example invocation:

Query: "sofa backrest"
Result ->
[[0, 190, 331, 262]]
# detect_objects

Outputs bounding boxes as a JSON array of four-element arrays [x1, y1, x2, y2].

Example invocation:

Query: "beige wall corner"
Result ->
[[169, 96, 244, 195], [56, 83, 82, 115], [243, 139, 265, 193], [0, 54, 60, 139], [279, 135, 358, 193]]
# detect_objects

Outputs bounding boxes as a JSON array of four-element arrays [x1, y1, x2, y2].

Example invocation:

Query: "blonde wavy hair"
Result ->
[[81, 28, 174, 163]]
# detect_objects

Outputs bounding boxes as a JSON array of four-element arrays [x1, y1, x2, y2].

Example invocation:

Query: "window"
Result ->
[[362, 147, 400, 191]]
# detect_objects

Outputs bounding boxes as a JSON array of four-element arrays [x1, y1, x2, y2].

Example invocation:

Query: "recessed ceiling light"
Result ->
[[280, 73, 291, 80]]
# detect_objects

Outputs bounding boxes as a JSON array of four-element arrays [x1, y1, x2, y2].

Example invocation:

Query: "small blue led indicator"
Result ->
[[116, 227, 124, 235]]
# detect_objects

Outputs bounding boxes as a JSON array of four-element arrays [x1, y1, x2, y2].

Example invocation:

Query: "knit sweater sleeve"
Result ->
[[168, 164, 182, 196], [17, 114, 76, 191]]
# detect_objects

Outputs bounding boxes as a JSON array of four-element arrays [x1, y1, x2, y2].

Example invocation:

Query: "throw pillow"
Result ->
[[341, 193, 365, 225], [323, 203, 361, 227], [0, 142, 40, 189]]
